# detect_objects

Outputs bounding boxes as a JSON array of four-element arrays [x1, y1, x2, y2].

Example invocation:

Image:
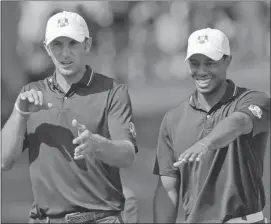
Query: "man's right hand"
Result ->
[[15, 89, 53, 114]]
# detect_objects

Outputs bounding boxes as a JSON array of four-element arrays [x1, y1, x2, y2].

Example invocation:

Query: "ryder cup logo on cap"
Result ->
[[45, 11, 90, 46], [185, 28, 230, 61]]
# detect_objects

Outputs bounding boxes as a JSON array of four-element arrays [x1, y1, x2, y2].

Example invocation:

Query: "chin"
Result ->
[[196, 86, 216, 95], [58, 68, 77, 76]]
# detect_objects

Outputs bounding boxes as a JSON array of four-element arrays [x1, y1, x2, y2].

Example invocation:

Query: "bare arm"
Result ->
[[72, 120, 135, 168], [200, 112, 253, 150], [1, 109, 28, 170], [175, 109, 269, 166], [153, 176, 179, 223], [1, 89, 52, 170], [91, 135, 135, 168]]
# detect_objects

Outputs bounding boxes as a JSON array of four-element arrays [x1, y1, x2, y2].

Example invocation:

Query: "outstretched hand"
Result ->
[[72, 119, 95, 160], [173, 142, 208, 168]]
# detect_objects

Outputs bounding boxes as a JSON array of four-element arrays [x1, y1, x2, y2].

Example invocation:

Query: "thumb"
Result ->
[[72, 119, 86, 133]]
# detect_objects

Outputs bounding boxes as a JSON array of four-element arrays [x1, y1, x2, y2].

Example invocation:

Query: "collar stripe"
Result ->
[[232, 84, 237, 97], [87, 69, 94, 86]]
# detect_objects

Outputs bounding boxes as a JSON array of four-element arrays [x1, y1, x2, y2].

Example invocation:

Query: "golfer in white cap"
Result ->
[[2, 11, 139, 224], [153, 28, 270, 223]]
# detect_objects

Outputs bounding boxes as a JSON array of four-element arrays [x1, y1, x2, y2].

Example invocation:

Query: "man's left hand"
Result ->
[[173, 142, 208, 167]]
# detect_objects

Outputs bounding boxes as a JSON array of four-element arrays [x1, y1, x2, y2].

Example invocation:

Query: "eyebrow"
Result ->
[[189, 59, 216, 63], [51, 40, 61, 43]]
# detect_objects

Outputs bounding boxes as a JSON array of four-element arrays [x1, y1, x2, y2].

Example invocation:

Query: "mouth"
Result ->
[[195, 77, 212, 88], [60, 61, 73, 67]]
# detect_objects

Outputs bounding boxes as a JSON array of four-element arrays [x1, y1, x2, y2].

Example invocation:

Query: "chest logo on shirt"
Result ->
[[248, 105, 262, 119], [129, 122, 136, 138]]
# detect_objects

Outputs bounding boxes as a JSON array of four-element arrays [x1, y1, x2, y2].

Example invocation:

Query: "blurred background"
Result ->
[[1, 1, 270, 223]]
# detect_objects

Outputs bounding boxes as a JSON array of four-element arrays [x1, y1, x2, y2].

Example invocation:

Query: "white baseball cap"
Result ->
[[44, 11, 90, 46], [185, 28, 230, 61]]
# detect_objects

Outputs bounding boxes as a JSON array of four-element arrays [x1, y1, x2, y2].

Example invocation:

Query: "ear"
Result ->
[[84, 38, 92, 52], [225, 55, 232, 68]]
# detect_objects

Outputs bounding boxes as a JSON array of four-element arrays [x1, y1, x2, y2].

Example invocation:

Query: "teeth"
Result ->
[[196, 78, 211, 86], [197, 79, 211, 83]]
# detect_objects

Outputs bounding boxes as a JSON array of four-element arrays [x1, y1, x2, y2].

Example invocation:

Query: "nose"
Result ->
[[61, 45, 71, 57], [196, 64, 208, 76]]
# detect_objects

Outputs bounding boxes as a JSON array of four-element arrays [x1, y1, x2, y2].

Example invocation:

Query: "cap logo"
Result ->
[[248, 105, 262, 119], [197, 34, 208, 44], [57, 17, 69, 28]]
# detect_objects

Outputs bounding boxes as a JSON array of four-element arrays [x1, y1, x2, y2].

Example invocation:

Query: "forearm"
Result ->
[[153, 177, 179, 223], [92, 134, 135, 168], [200, 112, 253, 150], [1, 109, 28, 170]]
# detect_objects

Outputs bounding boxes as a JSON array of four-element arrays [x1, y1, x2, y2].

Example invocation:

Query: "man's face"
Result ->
[[45, 36, 91, 76], [188, 54, 231, 95]]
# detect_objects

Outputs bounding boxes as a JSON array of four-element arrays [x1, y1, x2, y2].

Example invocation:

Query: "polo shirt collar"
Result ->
[[47, 65, 94, 92], [189, 79, 238, 109]]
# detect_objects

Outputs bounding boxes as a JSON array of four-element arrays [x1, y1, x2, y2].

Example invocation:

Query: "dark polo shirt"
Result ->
[[22, 66, 138, 219], [153, 79, 270, 223]]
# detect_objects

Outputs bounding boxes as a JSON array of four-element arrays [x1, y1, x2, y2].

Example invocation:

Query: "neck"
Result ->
[[55, 67, 86, 93], [197, 81, 228, 111]]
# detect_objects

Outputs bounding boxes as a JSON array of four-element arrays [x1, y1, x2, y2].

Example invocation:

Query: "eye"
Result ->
[[189, 61, 199, 68], [206, 61, 216, 67], [70, 40, 80, 46], [52, 41, 61, 47]]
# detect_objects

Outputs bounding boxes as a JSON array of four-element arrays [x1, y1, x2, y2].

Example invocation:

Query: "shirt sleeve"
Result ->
[[108, 84, 138, 153], [153, 112, 179, 178], [235, 90, 270, 137]]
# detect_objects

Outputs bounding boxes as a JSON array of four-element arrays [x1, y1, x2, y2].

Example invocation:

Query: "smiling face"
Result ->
[[188, 54, 231, 95], [45, 36, 91, 77]]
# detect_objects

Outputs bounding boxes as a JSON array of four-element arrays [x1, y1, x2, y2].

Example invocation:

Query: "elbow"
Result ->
[[1, 160, 14, 171]]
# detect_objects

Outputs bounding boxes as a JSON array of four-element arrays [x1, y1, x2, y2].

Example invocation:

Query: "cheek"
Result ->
[[49, 50, 61, 62]]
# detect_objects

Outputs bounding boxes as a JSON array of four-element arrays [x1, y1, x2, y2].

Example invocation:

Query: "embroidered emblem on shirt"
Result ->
[[129, 122, 136, 138], [57, 17, 69, 28], [197, 35, 208, 44], [248, 105, 262, 119]]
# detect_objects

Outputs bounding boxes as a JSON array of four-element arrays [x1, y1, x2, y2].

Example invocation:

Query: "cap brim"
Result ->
[[185, 46, 224, 61], [45, 28, 85, 46]]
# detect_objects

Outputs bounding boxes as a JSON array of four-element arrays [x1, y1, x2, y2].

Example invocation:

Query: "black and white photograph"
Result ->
[[1, 1, 270, 223]]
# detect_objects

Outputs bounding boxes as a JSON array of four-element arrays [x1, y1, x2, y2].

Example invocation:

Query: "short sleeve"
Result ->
[[153, 113, 179, 178], [235, 91, 270, 137], [108, 84, 138, 153]]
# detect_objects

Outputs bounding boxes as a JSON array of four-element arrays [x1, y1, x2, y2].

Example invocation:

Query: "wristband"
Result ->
[[14, 102, 32, 115]]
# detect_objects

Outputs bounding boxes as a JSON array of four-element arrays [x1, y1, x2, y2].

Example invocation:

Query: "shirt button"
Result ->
[[64, 96, 67, 100], [207, 115, 211, 119]]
